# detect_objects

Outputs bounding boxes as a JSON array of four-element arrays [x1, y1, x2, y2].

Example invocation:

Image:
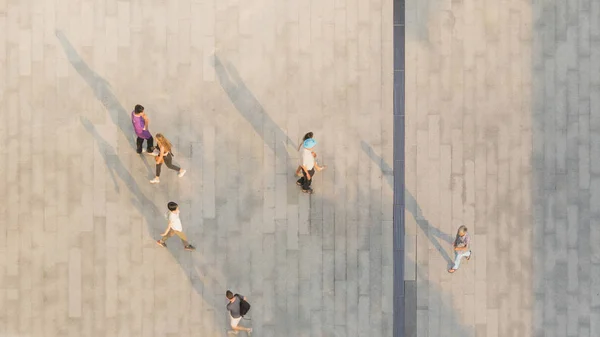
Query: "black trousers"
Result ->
[[297, 168, 315, 190], [156, 153, 180, 177], [136, 136, 154, 153]]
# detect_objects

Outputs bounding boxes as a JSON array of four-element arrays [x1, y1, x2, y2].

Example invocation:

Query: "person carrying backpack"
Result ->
[[226, 290, 252, 335]]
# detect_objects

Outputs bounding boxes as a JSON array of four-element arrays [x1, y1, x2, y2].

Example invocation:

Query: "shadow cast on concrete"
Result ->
[[405, 255, 475, 337], [213, 55, 311, 335], [56, 30, 135, 149], [361, 141, 454, 265], [530, 1, 594, 336], [213, 53, 297, 156], [80, 117, 226, 318], [80, 116, 162, 230], [215, 56, 472, 336], [62, 29, 233, 332], [139, 155, 155, 178], [360, 143, 475, 335]]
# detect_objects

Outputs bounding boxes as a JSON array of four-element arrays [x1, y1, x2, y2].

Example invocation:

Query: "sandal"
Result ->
[[448, 269, 456, 273]]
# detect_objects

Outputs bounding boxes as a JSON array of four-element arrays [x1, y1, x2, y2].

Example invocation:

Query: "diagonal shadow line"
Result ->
[[56, 30, 135, 149], [212, 54, 298, 158], [81, 116, 162, 228], [213, 55, 317, 334], [80, 117, 224, 313], [360, 140, 454, 264]]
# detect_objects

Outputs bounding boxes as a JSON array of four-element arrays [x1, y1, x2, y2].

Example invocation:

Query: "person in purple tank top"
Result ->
[[131, 104, 156, 154]]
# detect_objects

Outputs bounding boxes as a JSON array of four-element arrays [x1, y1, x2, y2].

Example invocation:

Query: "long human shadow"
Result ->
[[360, 140, 454, 265], [404, 255, 475, 336], [81, 116, 162, 227], [56, 30, 135, 149], [213, 56, 320, 335], [80, 117, 224, 313], [213, 54, 297, 159]]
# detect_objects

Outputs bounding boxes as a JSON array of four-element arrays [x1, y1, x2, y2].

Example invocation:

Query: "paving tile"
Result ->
[[68, 248, 82, 318], [404, 235, 416, 281]]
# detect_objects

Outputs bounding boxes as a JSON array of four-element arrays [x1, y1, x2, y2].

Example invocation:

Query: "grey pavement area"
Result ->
[[405, 0, 600, 337], [0, 1, 394, 337]]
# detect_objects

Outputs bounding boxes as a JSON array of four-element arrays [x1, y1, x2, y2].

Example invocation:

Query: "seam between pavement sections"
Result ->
[[393, 0, 405, 336]]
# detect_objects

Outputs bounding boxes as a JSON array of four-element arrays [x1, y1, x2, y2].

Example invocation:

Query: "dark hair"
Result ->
[[167, 201, 178, 211], [226, 290, 234, 299], [134, 104, 144, 114], [302, 132, 314, 141]]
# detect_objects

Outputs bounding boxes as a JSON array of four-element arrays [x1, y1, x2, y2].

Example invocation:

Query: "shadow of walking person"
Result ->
[[213, 55, 326, 336], [213, 53, 298, 161], [57, 30, 135, 150], [80, 116, 161, 227], [80, 117, 225, 318], [360, 140, 454, 265]]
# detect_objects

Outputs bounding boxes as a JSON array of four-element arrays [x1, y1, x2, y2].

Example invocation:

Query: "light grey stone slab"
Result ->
[[202, 124, 216, 219], [405, 235, 417, 281], [275, 173, 288, 220], [68, 248, 82, 318]]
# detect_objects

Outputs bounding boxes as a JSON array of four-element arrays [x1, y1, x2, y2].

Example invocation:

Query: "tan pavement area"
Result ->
[[0, 0, 394, 337], [405, 0, 600, 336]]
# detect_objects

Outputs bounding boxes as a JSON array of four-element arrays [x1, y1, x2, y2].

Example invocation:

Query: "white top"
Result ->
[[300, 148, 315, 170], [168, 211, 183, 232]]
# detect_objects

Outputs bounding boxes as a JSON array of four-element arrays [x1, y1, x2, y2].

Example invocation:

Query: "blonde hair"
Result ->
[[155, 133, 172, 153], [457, 225, 468, 235]]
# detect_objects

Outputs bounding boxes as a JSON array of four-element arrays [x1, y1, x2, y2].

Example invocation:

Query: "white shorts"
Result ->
[[230, 314, 242, 328]]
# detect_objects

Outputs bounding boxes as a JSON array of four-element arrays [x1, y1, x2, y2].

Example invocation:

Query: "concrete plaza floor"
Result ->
[[405, 0, 600, 336], [0, 0, 394, 337]]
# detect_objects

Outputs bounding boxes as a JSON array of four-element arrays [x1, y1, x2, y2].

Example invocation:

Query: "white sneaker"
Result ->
[[145, 149, 158, 156], [150, 178, 160, 184], [178, 169, 186, 178]]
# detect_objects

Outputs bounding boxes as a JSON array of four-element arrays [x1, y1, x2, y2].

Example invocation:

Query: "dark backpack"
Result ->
[[235, 294, 251, 316]]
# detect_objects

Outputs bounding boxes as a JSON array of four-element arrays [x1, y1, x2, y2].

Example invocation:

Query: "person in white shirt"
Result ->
[[295, 132, 314, 176], [296, 138, 326, 193], [156, 202, 195, 251]]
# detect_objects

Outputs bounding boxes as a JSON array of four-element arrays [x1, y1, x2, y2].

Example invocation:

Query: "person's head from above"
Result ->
[[303, 132, 314, 141], [226, 290, 235, 302], [457, 225, 468, 237], [168, 201, 179, 213], [303, 138, 317, 149], [134, 104, 144, 115], [155, 133, 172, 150]]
